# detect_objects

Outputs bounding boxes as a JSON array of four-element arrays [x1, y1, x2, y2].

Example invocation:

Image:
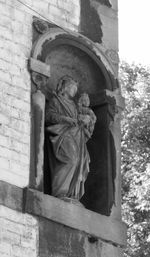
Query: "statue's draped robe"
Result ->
[[45, 94, 90, 199]]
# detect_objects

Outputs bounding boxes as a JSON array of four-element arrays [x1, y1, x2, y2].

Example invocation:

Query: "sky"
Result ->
[[118, 0, 150, 66]]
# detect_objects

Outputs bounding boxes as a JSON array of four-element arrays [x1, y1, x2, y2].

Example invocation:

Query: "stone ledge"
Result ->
[[0, 181, 126, 247], [25, 188, 127, 247], [0, 180, 23, 212]]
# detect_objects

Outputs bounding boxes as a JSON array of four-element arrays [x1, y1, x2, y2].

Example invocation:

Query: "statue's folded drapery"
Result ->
[[45, 93, 90, 199]]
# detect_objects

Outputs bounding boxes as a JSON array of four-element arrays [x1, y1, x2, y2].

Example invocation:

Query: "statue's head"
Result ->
[[78, 93, 90, 107], [57, 75, 78, 98]]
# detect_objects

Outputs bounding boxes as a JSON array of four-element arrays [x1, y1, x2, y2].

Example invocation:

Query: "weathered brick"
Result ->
[[0, 70, 12, 84], [12, 245, 36, 257], [9, 160, 29, 177], [0, 25, 13, 40], [0, 102, 30, 125], [22, 23, 32, 37], [0, 14, 12, 29], [0, 94, 30, 112], [0, 134, 10, 147], [45, 0, 57, 6], [10, 118, 30, 134], [49, 5, 68, 20], [32, 0, 49, 13], [10, 138, 29, 155], [0, 113, 10, 125], [0, 218, 28, 237], [0, 156, 10, 170], [21, 227, 38, 249], [0, 229, 21, 245], [12, 74, 30, 90], [0, 242, 11, 255], [0, 146, 29, 165], [0, 2, 13, 17], [13, 8, 26, 22], [57, 0, 77, 13], [1, 82, 30, 102], [0, 47, 12, 62], [0, 59, 20, 76], [13, 33, 31, 47], [0, 124, 30, 144], [0, 169, 29, 187], [0, 206, 38, 227], [12, 57, 28, 70], [0, 252, 11, 257], [0, 130, 29, 155]]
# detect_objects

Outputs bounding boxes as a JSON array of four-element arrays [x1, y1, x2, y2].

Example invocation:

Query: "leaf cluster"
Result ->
[[120, 61, 150, 257]]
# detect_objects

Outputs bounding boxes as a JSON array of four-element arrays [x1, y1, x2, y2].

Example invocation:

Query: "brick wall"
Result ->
[[0, 0, 80, 188], [0, 2, 80, 255], [0, 205, 38, 257]]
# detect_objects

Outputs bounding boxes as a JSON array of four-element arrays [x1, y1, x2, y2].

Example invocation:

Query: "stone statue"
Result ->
[[45, 75, 96, 202]]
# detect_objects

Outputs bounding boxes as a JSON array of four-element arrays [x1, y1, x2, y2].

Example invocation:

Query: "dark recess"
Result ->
[[80, 0, 103, 43]]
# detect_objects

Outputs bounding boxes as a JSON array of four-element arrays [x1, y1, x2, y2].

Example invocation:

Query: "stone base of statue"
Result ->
[[60, 197, 85, 208]]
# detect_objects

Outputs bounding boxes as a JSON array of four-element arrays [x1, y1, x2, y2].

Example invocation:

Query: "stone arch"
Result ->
[[30, 27, 118, 216], [31, 28, 118, 91]]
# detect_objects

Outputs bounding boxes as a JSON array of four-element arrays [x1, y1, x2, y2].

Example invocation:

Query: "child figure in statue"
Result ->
[[78, 93, 97, 140]]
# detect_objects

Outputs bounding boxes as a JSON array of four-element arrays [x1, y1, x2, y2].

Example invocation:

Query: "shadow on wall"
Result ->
[[80, 0, 103, 43]]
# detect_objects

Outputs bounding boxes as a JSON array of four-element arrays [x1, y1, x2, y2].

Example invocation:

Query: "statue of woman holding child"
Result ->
[[45, 75, 96, 202]]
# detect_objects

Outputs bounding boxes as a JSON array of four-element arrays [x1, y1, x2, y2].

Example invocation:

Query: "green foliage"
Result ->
[[120, 61, 150, 257]]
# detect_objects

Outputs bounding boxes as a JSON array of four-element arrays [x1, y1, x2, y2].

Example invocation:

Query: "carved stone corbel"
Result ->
[[33, 17, 49, 34]]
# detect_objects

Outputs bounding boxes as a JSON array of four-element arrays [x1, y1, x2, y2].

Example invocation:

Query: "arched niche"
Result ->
[[29, 25, 119, 216]]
